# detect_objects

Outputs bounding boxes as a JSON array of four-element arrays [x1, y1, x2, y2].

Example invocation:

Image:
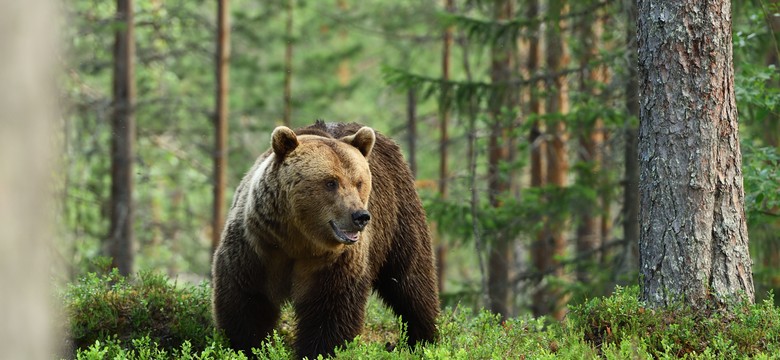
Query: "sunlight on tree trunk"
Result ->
[[638, 0, 755, 308]]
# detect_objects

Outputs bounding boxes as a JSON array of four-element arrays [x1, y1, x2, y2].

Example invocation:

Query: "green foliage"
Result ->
[[568, 286, 780, 358], [63, 268, 215, 353], [428, 307, 582, 359], [61, 0, 221, 276], [69, 276, 780, 359], [732, 3, 780, 304], [743, 143, 780, 220], [75, 336, 248, 360], [250, 331, 294, 360], [742, 142, 780, 302]]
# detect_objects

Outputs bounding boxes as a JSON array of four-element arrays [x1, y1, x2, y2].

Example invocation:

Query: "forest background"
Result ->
[[60, 0, 780, 321]]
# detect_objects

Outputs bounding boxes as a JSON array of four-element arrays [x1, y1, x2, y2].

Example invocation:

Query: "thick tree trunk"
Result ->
[[110, 0, 136, 276], [638, 0, 754, 308], [621, 0, 640, 278], [213, 0, 230, 256], [487, 0, 515, 320], [0, 2, 58, 357]]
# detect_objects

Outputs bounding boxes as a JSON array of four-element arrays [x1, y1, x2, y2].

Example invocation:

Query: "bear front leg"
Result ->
[[212, 239, 281, 356], [292, 267, 371, 359], [213, 280, 281, 356]]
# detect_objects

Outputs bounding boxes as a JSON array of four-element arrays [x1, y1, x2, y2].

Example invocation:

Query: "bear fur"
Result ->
[[212, 121, 439, 358]]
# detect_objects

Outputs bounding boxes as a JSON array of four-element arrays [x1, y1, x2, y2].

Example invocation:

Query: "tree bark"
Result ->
[[110, 0, 136, 276], [0, 1, 58, 357], [213, 0, 230, 256], [638, 0, 755, 308]]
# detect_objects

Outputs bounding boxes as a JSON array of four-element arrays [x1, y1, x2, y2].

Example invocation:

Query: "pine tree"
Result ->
[[638, 0, 755, 308]]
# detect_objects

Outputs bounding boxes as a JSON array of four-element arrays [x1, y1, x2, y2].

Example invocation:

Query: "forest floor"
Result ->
[[63, 270, 780, 359]]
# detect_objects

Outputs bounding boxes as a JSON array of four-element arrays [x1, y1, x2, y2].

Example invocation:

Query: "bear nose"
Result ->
[[352, 210, 371, 229]]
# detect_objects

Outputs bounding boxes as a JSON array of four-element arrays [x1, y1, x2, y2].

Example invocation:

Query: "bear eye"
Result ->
[[325, 179, 339, 190], [356, 181, 363, 190]]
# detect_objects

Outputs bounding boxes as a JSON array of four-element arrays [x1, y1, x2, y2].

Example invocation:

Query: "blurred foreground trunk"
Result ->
[[0, 1, 58, 358]]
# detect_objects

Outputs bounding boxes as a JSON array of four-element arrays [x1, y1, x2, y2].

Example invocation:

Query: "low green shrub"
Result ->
[[74, 336, 247, 360], [63, 268, 216, 354], [568, 286, 780, 359]]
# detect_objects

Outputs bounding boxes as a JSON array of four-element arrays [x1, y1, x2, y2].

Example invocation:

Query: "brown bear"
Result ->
[[211, 121, 439, 358]]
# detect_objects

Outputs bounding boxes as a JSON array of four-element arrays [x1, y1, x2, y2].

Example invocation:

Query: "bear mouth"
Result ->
[[329, 220, 360, 244]]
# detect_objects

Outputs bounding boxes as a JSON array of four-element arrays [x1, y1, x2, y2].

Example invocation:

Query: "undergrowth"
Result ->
[[63, 271, 780, 359], [63, 268, 215, 353], [568, 286, 780, 359]]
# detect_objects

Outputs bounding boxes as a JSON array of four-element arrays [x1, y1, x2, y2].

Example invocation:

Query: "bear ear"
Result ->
[[271, 126, 299, 158], [341, 127, 375, 158]]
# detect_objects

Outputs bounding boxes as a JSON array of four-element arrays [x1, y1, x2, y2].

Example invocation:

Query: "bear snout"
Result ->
[[351, 210, 371, 230]]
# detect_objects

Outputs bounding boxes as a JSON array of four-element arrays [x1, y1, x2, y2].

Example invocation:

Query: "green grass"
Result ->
[[62, 271, 780, 359]]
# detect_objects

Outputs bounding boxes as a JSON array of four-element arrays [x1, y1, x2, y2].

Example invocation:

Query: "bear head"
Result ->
[[269, 125, 375, 251]]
